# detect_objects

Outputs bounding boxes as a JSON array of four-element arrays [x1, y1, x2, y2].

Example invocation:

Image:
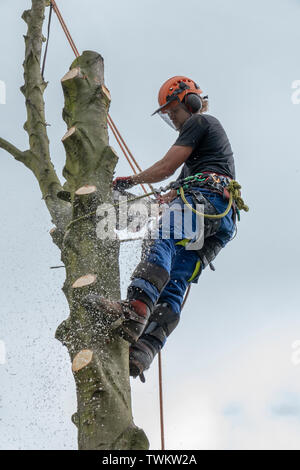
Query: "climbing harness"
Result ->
[[176, 172, 249, 220]]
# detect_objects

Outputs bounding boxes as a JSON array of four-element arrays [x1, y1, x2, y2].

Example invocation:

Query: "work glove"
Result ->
[[113, 176, 135, 192]]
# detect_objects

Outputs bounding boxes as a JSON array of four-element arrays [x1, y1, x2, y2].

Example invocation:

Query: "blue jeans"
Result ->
[[128, 188, 236, 314]]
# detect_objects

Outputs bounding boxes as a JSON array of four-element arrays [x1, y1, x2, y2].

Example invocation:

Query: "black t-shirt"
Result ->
[[174, 113, 236, 180]]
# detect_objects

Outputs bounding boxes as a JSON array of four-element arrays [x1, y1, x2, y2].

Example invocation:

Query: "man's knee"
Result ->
[[130, 260, 170, 292]]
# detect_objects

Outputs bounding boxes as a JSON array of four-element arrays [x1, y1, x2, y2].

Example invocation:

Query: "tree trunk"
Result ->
[[0, 0, 149, 450], [56, 50, 148, 450]]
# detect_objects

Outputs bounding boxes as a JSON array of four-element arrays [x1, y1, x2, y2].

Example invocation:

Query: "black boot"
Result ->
[[129, 338, 160, 382], [129, 302, 180, 381]]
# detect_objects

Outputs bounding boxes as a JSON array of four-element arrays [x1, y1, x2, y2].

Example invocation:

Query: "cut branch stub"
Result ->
[[72, 184, 100, 223], [72, 349, 93, 372], [61, 51, 114, 196], [62, 126, 76, 142], [61, 67, 84, 83], [49, 226, 65, 249], [72, 274, 97, 289], [75, 185, 97, 196]]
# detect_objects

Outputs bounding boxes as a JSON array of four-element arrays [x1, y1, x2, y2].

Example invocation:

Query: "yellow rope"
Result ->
[[179, 180, 249, 219], [179, 186, 233, 218], [226, 180, 249, 212]]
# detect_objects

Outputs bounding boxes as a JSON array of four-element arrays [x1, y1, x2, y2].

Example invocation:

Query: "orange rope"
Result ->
[[181, 284, 191, 310], [107, 116, 148, 194], [108, 115, 154, 193], [108, 115, 143, 172], [158, 351, 165, 450], [50, 1, 80, 57]]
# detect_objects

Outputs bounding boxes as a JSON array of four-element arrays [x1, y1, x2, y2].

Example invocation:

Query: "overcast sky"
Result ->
[[1, 0, 300, 450]]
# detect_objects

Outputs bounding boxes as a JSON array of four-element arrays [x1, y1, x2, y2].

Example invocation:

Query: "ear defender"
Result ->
[[184, 93, 202, 113]]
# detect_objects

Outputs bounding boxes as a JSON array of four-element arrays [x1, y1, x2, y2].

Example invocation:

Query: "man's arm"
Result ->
[[131, 145, 193, 185]]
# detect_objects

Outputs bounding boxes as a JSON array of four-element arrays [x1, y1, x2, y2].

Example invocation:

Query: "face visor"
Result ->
[[155, 100, 191, 131]]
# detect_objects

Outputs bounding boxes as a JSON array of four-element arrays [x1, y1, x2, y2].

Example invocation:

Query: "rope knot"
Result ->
[[226, 180, 249, 212]]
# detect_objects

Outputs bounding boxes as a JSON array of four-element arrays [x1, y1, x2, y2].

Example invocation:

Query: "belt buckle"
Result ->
[[211, 173, 221, 184]]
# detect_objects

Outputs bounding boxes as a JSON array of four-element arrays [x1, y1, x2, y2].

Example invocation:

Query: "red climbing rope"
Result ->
[[50, 1, 80, 57], [158, 350, 165, 450], [107, 116, 148, 194]]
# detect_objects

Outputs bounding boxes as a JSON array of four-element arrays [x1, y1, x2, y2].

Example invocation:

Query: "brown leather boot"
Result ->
[[81, 294, 150, 343]]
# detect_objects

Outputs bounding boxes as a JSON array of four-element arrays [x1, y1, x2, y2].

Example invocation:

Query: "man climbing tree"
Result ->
[[82, 76, 248, 381]]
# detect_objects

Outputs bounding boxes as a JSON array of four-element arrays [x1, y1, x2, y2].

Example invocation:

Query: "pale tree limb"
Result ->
[[0, 137, 33, 164], [19, 0, 71, 229]]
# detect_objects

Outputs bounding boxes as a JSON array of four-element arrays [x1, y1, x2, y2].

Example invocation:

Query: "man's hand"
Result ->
[[157, 189, 177, 205], [113, 176, 135, 192]]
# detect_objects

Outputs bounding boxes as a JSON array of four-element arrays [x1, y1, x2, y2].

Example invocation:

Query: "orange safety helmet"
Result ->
[[152, 76, 203, 115]]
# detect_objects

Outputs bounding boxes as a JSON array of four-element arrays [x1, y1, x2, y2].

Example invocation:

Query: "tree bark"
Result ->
[[0, 0, 149, 450]]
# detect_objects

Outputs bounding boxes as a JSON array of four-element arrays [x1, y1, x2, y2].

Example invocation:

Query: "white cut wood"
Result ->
[[75, 185, 97, 195], [72, 349, 93, 372], [72, 273, 97, 288], [61, 67, 82, 82], [62, 126, 76, 141]]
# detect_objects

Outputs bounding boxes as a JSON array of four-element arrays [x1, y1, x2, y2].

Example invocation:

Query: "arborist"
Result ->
[[82, 75, 246, 381]]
